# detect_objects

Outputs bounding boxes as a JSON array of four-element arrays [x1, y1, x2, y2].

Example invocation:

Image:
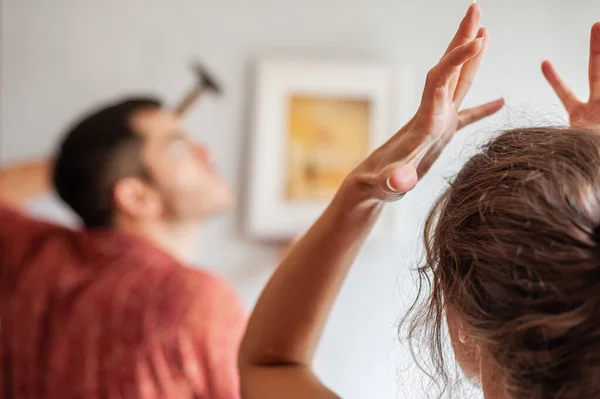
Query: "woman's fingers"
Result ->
[[443, 3, 482, 93], [541, 60, 581, 111], [444, 3, 482, 57], [453, 27, 488, 105], [457, 98, 505, 130], [589, 22, 600, 101], [421, 38, 485, 117], [414, 98, 504, 178]]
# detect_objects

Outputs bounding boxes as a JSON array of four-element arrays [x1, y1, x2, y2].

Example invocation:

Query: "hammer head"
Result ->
[[192, 61, 222, 95]]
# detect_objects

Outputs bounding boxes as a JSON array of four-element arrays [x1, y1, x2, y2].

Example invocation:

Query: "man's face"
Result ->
[[130, 108, 234, 222]]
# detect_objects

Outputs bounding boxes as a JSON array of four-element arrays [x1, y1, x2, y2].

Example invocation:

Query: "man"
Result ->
[[0, 97, 246, 398]]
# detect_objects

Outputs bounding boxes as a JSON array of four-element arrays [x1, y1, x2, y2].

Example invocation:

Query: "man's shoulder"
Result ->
[[0, 199, 68, 235], [88, 243, 240, 313], [155, 266, 242, 314], [79, 263, 245, 342], [119, 265, 245, 346]]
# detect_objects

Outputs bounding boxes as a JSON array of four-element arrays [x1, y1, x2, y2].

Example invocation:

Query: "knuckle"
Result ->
[[459, 77, 473, 88], [461, 113, 474, 125], [426, 69, 437, 83], [432, 86, 446, 103]]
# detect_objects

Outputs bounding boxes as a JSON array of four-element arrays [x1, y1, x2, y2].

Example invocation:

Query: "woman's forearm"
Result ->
[[239, 6, 496, 397], [239, 179, 381, 383]]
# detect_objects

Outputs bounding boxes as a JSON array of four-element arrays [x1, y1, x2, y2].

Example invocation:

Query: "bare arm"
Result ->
[[240, 187, 383, 398], [0, 160, 51, 207], [239, 4, 503, 398]]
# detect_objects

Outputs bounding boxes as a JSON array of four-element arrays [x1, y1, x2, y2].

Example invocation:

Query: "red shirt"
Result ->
[[0, 203, 247, 398]]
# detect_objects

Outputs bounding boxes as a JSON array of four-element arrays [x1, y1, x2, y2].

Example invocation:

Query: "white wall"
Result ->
[[2, 0, 599, 397]]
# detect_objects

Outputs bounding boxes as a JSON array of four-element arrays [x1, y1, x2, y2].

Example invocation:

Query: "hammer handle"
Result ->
[[174, 86, 205, 116]]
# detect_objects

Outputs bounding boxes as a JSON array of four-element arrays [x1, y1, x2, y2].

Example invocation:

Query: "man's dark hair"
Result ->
[[53, 97, 162, 228]]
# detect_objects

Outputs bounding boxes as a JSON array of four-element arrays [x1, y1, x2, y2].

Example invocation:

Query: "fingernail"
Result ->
[[386, 177, 398, 192]]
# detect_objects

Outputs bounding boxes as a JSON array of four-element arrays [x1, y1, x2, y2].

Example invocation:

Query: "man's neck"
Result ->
[[115, 218, 199, 264]]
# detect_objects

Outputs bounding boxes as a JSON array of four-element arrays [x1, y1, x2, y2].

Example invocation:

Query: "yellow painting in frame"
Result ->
[[246, 58, 397, 241], [286, 95, 371, 201]]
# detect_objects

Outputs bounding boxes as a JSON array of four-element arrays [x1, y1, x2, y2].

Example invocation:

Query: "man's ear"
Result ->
[[113, 177, 163, 220]]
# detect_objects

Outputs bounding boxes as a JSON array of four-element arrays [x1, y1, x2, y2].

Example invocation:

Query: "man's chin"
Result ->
[[216, 187, 236, 210], [182, 183, 235, 220], [202, 194, 236, 219], [212, 200, 235, 216]]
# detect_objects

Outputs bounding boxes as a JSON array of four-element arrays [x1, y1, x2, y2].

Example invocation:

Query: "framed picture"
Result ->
[[246, 57, 399, 241]]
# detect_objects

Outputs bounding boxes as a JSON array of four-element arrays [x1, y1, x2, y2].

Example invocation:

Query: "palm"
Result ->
[[412, 56, 502, 178], [542, 22, 600, 130], [430, 96, 463, 137], [568, 102, 600, 128]]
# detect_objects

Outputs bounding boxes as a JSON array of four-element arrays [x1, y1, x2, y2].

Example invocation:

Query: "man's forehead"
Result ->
[[131, 108, 182, 139]]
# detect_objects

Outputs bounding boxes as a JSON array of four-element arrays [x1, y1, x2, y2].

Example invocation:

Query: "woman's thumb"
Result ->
[[385, 165, 419, 194]]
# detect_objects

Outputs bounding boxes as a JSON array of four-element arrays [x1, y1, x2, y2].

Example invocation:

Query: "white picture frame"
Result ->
[[245, 57, 400, 242]]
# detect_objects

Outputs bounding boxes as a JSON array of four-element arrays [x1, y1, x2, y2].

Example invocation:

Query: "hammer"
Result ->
[[174, 61, 222, 116]]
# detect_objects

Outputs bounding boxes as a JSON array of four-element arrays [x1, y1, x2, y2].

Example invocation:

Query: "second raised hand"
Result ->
[[542, 22, 600, 129], [349, 3, 504, 201]]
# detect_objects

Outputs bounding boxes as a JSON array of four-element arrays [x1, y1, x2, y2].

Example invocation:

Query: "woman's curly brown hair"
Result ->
[[404, 127, 600, 398]]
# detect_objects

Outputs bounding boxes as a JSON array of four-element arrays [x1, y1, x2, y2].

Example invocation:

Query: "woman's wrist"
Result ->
[[329, 177, 384, 228]]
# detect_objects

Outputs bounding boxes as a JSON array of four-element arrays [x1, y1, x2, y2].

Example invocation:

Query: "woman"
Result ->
[[239, 4, 600, 398]]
